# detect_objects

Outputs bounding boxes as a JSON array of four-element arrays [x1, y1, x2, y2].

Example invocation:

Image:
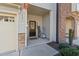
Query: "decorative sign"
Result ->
[[30, 22, 35, 29]]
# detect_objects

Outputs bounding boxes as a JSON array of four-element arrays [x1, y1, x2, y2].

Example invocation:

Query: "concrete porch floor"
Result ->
[[27, 38, 49, 47], [0, 44, 59, 56]]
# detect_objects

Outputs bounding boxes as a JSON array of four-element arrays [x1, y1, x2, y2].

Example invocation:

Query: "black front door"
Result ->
[[29, 21, 36, 37]]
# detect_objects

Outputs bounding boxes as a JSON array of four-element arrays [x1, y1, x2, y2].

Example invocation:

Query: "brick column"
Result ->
[[58, 3, 71, 43], [18, 33, 25, 48]]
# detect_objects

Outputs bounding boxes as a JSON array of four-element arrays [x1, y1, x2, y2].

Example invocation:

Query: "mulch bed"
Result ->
[[47, 42, 78, 50], [47, 41, 79, 56], [47, 42, 61, 56], [47, 42, 59, 50]]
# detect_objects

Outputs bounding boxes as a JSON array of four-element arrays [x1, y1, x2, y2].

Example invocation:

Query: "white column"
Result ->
[[21, 4, 27, 47], [18, 4, 28, 48], [16, 6, 21, 50], [23, 8, 27, 47]]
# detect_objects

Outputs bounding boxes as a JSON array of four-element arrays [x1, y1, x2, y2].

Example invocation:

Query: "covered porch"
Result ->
[[27, 4, 50, 47]]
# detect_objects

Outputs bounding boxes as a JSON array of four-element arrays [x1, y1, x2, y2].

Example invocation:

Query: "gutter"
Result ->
[[56, 3, 59, 43]]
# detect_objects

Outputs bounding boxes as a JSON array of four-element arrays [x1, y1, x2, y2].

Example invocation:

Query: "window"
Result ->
[[9, 17, 15, 22], [0, 16, 3, 22], [0, 16, 15, 22], [4, 16, 8, 22]]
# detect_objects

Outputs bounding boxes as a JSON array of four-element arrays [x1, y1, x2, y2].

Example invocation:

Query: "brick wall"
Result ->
[[58, 3, 71, 43], [18, 33, 25, 49]]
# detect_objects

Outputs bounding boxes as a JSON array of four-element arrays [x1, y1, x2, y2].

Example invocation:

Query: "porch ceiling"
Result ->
[[27, 4, 49, 15]]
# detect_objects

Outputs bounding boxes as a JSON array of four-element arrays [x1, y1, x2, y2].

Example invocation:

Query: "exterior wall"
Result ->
[[71, 4, 79, 38], [18, 33, 25, 48], [27, 14, 43, 38], [66, 19, 73, 34], [0, 4, 26, 50], [42, 14, 50, 39], [27, 13, 50, 40], [0, 4, 18, 14], [76, 20, 79, 38], [58, 3, 71, 43], [0, 4, 18, 53], [30, 3, 57, 42]]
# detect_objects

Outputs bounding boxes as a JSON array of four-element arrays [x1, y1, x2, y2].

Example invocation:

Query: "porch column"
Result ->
[[18, 3, 28, 49], [58, 3, 71, 43]]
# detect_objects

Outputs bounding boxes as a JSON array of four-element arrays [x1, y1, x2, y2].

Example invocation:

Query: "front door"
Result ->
[[29, 21, 36, 38]]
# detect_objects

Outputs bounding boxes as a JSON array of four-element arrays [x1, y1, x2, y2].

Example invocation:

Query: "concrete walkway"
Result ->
[[0, 44, 59, 56], [20, 44, 59, 56]]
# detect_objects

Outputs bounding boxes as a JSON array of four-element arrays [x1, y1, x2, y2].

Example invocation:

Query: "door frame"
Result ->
[[29, 21, 36, 38], [29, 21, 37, 38]]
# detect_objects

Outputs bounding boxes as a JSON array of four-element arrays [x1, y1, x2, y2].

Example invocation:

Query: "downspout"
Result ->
[[56, 3, 59, 43]]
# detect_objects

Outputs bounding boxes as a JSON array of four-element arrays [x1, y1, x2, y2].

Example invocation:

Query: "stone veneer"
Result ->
[[58, 3, 71, 43], [18, 33, 25, 49]]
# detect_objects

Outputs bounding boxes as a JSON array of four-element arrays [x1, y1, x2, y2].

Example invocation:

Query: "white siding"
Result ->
[[42, 14, 50, 39]]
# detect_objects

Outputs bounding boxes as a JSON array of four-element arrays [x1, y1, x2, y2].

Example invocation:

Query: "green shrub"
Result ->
[[69, 29, 74, 45], [59, 43, 70, 49], [77, 46, 79, 49], [60, 47, 79, 56]]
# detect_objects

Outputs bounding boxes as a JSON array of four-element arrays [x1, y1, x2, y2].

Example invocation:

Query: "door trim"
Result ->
[[29, 21, 37, 38]]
